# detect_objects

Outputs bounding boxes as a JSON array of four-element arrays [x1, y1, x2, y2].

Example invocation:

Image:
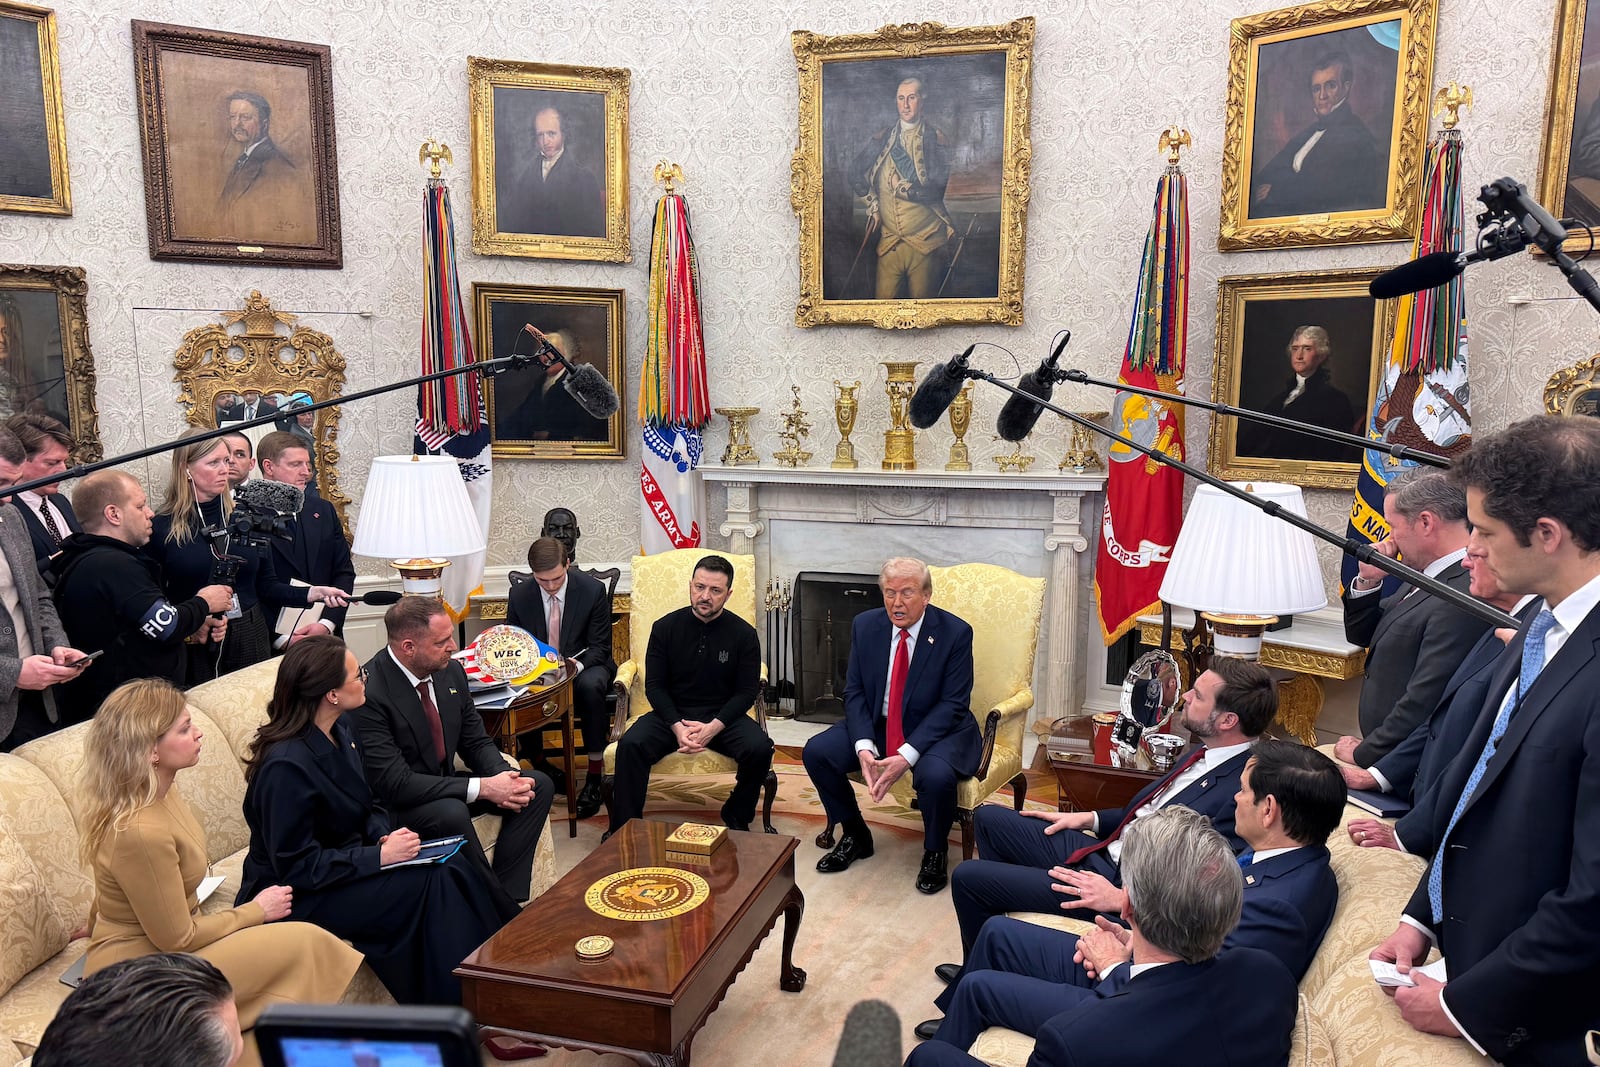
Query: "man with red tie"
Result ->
[[803, 557, 979, 894], [941, 656, 1276, 965]]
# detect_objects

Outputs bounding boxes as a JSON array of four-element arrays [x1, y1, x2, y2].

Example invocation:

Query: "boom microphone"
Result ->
[[1368, 251, 1473, 299], [908, 345, 976, 429], [232, 478, 304, 517], [521, 325, 622, 420], [832, 1000, 902, 1067], [996, 330, 1072, 442], [352, 590, 404, 606]]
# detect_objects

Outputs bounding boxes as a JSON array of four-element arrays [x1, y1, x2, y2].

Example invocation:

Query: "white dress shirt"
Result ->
[[17, 490, 67, 545], [855, 613, 926, 765], [1098, 740, 1254, 863]]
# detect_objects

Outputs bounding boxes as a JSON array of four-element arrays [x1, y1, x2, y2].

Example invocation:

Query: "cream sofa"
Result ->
[[0, 657, 556, 1061], [967, 801, 1493, 1067]]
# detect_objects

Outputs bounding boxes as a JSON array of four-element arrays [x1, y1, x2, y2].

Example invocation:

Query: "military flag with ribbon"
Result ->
[[414, 146, 491, 620], [1094, 158, 1189, 644], [1342, 109, 1472, 594], [639, 175, 710, 554]]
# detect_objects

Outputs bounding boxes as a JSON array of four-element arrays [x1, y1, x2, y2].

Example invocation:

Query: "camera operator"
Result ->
[[51, 470, 233, 725], [143, 432, 346, 683]]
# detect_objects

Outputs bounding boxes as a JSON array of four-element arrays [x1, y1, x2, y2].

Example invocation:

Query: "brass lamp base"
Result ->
[[391, 557, 452, 598], [1200, 612, 1279, 661]]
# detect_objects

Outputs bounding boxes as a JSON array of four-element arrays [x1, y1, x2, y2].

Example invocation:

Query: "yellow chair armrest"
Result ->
[[976, 688, 1033, 780], [614, 659, 640, 692], [990, 689, 1034, 724]]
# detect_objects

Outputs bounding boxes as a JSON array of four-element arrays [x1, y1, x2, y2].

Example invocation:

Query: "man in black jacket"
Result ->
[[52, 471, 231, 723], [357, 596, 552, 907], [5, 413, 81, 582], [255, 431, 355, 643], [507, 535, 614, 818], [1251, 50, 1386, 218]]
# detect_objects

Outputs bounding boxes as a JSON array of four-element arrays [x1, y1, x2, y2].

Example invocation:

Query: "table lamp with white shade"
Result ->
[[351, 455, 486, 596], [1158, 481, 1327, 660]]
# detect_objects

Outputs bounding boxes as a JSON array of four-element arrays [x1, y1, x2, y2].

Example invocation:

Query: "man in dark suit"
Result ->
[[910, 806, 1300, 1067], [499, 105, 604, 237], [938, 656, 1276, 972], [1251, 50, 1386, 218], [496, 335, 608, 443], [1236, 326, 1359, 462], [507, 535, 614, 819], [355, 596, 553, 907], [253, 432, 354, 644], [222, 388, 278, 424], [0, 427, 89, 750], [5, 413, 80, 582], [917, 740, 1343, 1047], [803, 557, 978, 893], [1338, 470, 1490, 767], [1370, 415, 1600, 1065]]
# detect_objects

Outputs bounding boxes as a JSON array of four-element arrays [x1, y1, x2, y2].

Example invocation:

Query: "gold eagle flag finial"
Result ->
[[1158, 126, 1192, 167], [1433, 84, 1473, 131], [419, 139, 453, 180], [654, 161, 685, 195]]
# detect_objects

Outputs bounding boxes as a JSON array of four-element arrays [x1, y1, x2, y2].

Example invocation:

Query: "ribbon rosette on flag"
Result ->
[[415, 146, 491, 621], [1342, 107, 1472, 595], [1094, 155, 1190, 644], [639, 171, 711, 554]]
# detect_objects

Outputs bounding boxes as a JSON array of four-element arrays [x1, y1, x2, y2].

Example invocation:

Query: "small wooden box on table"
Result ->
[[457, 819, 806, 1066]]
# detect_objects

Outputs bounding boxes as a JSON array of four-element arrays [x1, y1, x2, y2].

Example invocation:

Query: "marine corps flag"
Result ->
[[414, 151, 491, 622], [1094, 164, 1189, 644], [1341, 117, 1472, 594], [639, 180, 711, 554]]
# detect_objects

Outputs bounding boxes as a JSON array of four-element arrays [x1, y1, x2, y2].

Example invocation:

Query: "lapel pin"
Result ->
[[1245, 875, 1256, 886], [927, 635, 935, 645], [448, 687, 459, 695], [1199, 779, 1210, 788]]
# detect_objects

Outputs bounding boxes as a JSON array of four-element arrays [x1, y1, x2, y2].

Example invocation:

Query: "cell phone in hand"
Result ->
[[64, 650, 104, 669]]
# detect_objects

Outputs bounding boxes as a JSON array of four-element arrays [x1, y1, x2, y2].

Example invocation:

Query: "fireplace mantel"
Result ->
[[701, 463, 1107, 723]]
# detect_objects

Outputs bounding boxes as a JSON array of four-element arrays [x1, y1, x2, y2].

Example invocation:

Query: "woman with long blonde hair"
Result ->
[[80, 677, 361, 1032], [144, 428, 346, 681]]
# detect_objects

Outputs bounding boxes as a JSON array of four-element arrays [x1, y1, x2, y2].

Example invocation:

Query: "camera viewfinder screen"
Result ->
[[279, 1037, 445, 1066]]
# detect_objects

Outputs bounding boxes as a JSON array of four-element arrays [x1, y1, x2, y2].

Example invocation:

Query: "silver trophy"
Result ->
[[1112, 650, 1184, 766], [1142, 732, 1187, 772]]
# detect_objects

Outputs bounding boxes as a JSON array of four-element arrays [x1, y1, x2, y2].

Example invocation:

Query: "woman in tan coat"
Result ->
[[80, 677, 362, 1028]]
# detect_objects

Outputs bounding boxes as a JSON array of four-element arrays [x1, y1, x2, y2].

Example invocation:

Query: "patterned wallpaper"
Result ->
[[2, 0, 1590, 595]]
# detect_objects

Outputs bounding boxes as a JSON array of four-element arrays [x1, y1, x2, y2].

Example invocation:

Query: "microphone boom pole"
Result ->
[[6, 353, 540, 502], [1061, 369, 1450, 469], [960, 368, 1516, 631]]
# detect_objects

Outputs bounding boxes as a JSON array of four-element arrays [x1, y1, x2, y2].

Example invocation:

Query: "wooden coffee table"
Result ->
[[457, 819, 806, 1065]]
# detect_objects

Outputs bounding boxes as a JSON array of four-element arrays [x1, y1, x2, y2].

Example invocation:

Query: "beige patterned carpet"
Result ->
[[484, 763, 1047, 1065]]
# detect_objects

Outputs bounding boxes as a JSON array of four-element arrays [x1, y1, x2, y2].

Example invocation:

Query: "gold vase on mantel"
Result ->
[[832, 379, 860, 469], [945, 382, 974, 471], [881, 360, 919, 471]]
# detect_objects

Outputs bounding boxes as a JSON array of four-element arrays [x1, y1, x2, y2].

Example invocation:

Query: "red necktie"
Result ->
[[886, 628, 910, 754], [1066, 746, 1205, 865], [416, 680, 446, 766]]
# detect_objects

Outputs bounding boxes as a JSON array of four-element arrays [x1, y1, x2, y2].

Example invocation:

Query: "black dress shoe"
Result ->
[[934, 962, 961, 985], [913, 1019, 941, 1041], [815, 832, 875, 873], [916, 849, 949, 894], [575, 778, 604, 819]]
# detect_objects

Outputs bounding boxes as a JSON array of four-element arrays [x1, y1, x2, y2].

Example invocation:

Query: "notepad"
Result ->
[[381, 835, 467, 870]]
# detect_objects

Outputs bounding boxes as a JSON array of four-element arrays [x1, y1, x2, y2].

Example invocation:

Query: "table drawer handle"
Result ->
[[543, 701, 557, 715]]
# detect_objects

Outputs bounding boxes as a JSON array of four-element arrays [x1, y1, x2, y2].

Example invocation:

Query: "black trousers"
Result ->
[[572, 664, 614, 756], [1, 690, 56, 751], [395, 768, 553, 906], [609, 711, 773, 832]]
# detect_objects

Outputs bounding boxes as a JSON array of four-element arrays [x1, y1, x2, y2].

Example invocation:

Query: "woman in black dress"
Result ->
[[144, 430, 345, 682], [237, 635, 518, 1005]]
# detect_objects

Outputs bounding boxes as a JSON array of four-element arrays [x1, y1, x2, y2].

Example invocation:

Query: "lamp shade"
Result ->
[[351, 455, 486, 559], [1159, 482, 1327, 616]]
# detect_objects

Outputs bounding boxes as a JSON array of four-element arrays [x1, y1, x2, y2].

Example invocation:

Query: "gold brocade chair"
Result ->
[[815, 562, 1045, 859], [601, 549, 777, 832]]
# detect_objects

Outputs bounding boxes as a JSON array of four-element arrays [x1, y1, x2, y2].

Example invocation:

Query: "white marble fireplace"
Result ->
[[701, 465, 1107, 726]]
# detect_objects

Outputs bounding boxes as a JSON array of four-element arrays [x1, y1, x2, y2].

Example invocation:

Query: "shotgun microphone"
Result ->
[[521, 325, 622, 419], [996, 330, 1072, 442], [908, 345, 977, 429]]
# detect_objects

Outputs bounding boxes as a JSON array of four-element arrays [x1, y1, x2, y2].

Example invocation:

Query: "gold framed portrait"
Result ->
[[0, 263, 101, 462], [1537, 0, 1600, 251], [473, 282, 625, 460], [468, 57, 631, 263], [131, 21, 342, 268], [1218, 0, 1438, 251], [790, 18, 1034, 329], [0, 1, 70, 216], [1545, 351, 1600, 417], [1208, 268, 1394, 490]]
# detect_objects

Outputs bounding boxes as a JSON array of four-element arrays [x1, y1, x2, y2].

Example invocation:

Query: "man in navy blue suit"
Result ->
[[941, 655, 1276, 966], [802, 557, 978, 893], [1370, 416, 1600, 1065], [254, 432, 355, 644], [916, 739, 1343, 1046], [909, 805, 1300, 1067], [4, 413, 80, 583]]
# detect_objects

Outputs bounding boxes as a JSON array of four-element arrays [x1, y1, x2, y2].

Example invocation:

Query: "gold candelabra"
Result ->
[[1059, 411, 1108, 472], [772, 386, 814, 468]]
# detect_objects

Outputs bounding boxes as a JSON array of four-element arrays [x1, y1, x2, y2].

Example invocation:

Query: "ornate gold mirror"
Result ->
[[1545, 353, 1600, 418], [171, 291, 352, 532]]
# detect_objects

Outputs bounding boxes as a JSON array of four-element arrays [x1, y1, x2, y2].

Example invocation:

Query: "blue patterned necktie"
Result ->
[[1427, 609, 1557, 923]]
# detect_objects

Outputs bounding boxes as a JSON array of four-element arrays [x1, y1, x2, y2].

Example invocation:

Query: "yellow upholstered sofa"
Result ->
[[966, 801, 1491, 1066], [0, 657, 555, 1061]]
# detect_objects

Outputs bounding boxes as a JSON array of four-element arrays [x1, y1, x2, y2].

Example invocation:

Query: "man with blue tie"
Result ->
[[909, 806, 1300, 1067], [915, 739, 1343, 1047], [940, 656, 1276, 967], [803, 557, 978, 893], [1371, 415, 1600, 1065]]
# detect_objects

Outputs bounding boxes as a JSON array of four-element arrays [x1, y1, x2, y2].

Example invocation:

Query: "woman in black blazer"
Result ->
[[237, 635, 517, 1004]]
